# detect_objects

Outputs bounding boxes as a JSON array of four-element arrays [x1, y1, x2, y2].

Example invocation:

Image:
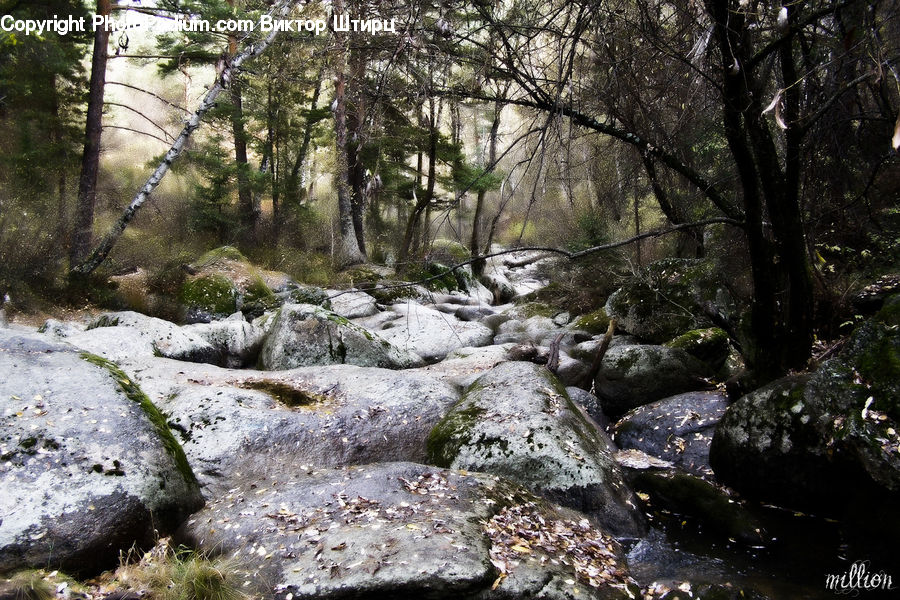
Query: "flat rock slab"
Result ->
[[612, 391, 729, 477], [44, 311, 221, 364], [0, 331, 203, 575], [151, 363, 461, 496], [427, 362, 645, 537], [375, 303, 494, 362], [178, 462, 638, 600]]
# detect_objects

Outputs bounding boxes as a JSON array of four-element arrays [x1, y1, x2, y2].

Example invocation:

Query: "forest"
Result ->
[[1, 0, 899, 599]]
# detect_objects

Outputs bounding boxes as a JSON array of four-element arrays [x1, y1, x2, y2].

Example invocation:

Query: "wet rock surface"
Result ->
[[613, 391, 729, 477]]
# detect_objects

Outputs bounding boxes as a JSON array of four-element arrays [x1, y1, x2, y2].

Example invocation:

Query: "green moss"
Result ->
[[665, 327, 730, 370], [80, 353, 197, 486], [431, 238, 471, 262], [179, 274, 238, 315], [194, 246, 248, 268], [510, 302, 556, 319], [240, 380, 329, 407], [875, 294, 900, 326], [572, 308, 610, 334], [86, 314, 121, 330], [426, 401, 486, 468], [288, 285, 331, 308]]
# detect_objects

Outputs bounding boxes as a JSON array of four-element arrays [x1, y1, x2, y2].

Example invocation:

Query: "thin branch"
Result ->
[[103, 125, 170, 145], [107, 81, 189, 113], [104, 101, 175, 141]]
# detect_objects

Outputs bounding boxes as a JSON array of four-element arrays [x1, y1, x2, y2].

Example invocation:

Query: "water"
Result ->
[[626, 506, 899, 599]]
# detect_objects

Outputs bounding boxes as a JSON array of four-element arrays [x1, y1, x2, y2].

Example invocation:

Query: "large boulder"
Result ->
[[427, 362, 646, 537], [604, 258, 737, 344], [182, 313, 265, 368], [178, 462, 640, 600], [258, 303, 424, 370], [710, 307, 900, 522], [375, 303, 494, 362], [594, 345, 713, 417], [0, 331, 203, 575], [151, 362, 460, 496], [326, 289, 380, 319], [43, 311, 221, 365], [612, 391, 729, 478]]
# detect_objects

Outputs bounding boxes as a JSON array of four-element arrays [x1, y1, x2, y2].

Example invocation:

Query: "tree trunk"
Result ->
[[707, 0, 814, 380], [226, 2, 255, 244], [347, 41, 367, 256], [398, 101, 438, 269], [70, 0, 111, 266], [332, 0, 365, 267], [471, 101, 501, 276], [286, 65, 324, 209]]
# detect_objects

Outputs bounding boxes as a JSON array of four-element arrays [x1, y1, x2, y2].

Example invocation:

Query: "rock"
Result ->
[[627, 470, 771, 546], [178, 462, 640, 600], [413, 344, 513, 389], [179, 274, 240, 321], [153, 363, 459, 495], [376, 303, 493, 362], [47, 311, 221, 365], [604, 258, 737, 344], [480, 260, 517, 303], [258, 303, 424, 370], [612, 391, 729, 477], [455, 305, 495, 322], [427, 362, 646, 537], [664, 327, 730, 373], [0, 331, 203, 575], [326, 289, 379, 319], [567, 387, 610, 431], [710, 311, 900, 522], [281, 284, 332, 308], [554, 352, 590, 387], [571, 308, 611, 335], [182, 314, 265, 368], [593, 344, 713, 417]]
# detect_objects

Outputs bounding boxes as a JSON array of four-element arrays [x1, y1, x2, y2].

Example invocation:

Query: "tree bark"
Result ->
[[332, 0, 366, 267], [471, 101, 501, 276], [227, 0, 255, 244], [70, 0, 111, 266], [347, 40, 367, 256]]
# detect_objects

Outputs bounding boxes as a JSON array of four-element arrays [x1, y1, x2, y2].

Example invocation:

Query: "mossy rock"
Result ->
[[179, 274, 239, 317], [193, 245, 248, 268], [508, 301, 557, 320], [81, 353, 198, 486], [665, 327, 730, 372], [430, 238, 471, 262], [875, 293, 900, 327], [287, 285, 332, 308], [605, 258, 736, 343], [572, 308, 611, 335]]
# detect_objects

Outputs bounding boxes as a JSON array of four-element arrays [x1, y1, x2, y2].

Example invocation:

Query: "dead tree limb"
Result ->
[[579, 318, 616, 390], [70, 0, 296, 277]]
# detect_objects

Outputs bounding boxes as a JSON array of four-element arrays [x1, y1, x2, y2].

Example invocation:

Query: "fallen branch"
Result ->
[[578, 318, 616, 390], [328, 217, 743, 299]]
